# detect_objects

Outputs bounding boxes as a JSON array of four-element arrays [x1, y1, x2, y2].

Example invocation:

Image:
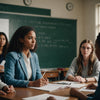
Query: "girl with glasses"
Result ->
[[65, 39, 100, 83], [70, 33, 100, 100]]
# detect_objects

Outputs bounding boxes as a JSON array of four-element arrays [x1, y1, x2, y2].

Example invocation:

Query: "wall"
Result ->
[[83, 0, 100, 44], [0, 0, 84, 55]]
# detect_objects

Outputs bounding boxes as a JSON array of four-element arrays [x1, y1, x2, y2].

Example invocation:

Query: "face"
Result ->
[[80, 43, 92, 58], [95, 43, 100, 61], [0, 34, 6, 47], [21, 31, 36, 50]]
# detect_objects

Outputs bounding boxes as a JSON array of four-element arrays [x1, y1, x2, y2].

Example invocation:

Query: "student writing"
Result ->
[[4, 26, 49, 87]]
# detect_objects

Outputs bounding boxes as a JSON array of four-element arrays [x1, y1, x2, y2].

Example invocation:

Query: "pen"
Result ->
[[42, 72, 46, 77]]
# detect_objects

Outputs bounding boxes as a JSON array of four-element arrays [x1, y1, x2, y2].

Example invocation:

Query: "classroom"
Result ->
[[0, 0, 100, 100]]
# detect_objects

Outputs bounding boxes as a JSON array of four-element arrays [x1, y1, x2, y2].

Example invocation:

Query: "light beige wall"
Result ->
[[83, 0, 100, 44], [0, 0, 84, 55]]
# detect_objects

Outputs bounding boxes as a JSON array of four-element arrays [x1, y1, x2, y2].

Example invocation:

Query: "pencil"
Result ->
[[42, 72, 46, 77]]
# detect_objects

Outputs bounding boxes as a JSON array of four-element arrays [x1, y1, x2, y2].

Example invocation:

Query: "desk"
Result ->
[[0, 81, 94, 100], [0, 87, 78, 100], [0, 79, 95, 100]]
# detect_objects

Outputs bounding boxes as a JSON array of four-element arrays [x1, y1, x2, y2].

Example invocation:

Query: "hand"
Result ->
[[28, 78, 49, 87], [86, 83, 97, 89], [74, 76, 86, 83], [70, 88, 79, 97], [2, 85, 15, 94], [0, 90, 7, 95], [70, 88, 87, 100]]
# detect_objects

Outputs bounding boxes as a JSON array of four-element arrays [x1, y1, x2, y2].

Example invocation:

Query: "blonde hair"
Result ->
[[77, 39, 96, 76]]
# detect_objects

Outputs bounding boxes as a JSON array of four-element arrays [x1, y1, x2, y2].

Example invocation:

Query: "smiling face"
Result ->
[[21, 30, 36, 51], [80, 43, 92, 59]]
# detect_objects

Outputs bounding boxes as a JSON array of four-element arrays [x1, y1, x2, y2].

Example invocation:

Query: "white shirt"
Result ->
[[22, 52, 32, 80], [0, 79, 7, 89]]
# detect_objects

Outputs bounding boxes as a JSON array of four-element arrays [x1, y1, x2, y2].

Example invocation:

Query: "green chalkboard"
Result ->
[[0, 13, 76, 68]]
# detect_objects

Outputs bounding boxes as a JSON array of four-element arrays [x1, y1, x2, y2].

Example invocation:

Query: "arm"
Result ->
[[70, 88, 88, 100], [0, 80, 7, 90], [86, 73, 100, 100], [91, 59, 100, 82], [65, 57, 77, 81], [28, 78, 48, 87], [67, 75, 75, 81], [92, 73, 100, 100], [74, 59, 100, 83], [87, 83, 97, 89], [4, 52, 29, 87], [28, 53, 48, 87], [0, 80, 15, 95], [33, 53, 42, 80], [2, 85, 15, 94]]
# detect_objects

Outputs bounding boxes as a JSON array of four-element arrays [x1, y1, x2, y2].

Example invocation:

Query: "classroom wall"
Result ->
[[0, 0, 99, 55], [83, 0, 100, 43]]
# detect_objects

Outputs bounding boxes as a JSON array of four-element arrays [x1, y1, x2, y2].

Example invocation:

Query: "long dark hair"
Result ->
[[8, 26, 37, 53], [0, 32, 8, 57], [77, 39, 96, 76]]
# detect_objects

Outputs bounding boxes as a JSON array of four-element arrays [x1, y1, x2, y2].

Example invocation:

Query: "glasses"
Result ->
[[81, 46, 91, 50]]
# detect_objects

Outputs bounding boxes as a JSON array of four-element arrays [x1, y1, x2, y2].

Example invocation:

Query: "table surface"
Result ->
[[0, 81, 94, 100], [0, 87, 79, 100]]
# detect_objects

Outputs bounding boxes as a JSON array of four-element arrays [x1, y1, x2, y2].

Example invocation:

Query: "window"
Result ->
[[96, 4, 100, 37]]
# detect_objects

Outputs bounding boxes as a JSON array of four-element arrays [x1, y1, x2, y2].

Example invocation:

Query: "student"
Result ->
[[65, 39, 100, 83], [4, 26, 49, 87], [0, 79, 15, 95], [0, 32, 8, 71], [70, 33, 100, 100]]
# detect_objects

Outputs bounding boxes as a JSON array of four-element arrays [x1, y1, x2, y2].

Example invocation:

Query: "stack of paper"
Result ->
[[29, 83, 67, 92], [22, 93, 69, 100]]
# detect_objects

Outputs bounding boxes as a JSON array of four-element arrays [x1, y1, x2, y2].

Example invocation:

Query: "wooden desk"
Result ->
[[0, 79, 94, 100], [0, 87, 78, 100]]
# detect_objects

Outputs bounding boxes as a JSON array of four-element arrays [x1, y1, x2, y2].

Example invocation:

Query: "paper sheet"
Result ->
[[54, 81, 79, 84], [22, 93, 69, 100], [79, 87, 95, 92], [54, 81, 86, 88], [29, 83, 67, 92]]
